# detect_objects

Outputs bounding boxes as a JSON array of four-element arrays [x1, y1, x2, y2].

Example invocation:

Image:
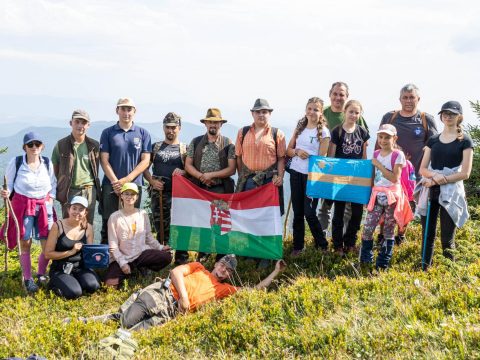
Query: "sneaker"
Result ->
[[24, 278, 39, 293], [36, 274, 49, 287]]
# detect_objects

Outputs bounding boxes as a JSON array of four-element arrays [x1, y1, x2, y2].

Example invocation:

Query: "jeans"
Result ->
[[290, 169, 326, 250], [421, 186, 456, 270]]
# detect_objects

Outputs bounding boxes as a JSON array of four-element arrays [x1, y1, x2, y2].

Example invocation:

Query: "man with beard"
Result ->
[[144, 112, 188, 264], [184, 108, 236, 261]]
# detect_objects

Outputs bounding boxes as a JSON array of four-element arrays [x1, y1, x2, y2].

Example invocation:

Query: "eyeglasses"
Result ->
[[26, 141, 42, 148], [442, 111, 458, 118]]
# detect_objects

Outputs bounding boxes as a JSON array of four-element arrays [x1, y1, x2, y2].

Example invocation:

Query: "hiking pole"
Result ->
[[421, 187, 431, 271], [283, 196, 292, 240], [2, 176, 8, 272], [154, 176, 166, 245]]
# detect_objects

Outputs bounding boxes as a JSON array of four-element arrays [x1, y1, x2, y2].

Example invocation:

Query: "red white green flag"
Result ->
[[170, 175, 283, 259]]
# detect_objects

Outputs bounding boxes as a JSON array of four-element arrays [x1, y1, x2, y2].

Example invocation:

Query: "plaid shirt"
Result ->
[[235, 123, 286, 171]]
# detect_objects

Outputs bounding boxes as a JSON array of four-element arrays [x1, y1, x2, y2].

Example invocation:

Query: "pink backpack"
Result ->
[[373, 149, 416, 201]]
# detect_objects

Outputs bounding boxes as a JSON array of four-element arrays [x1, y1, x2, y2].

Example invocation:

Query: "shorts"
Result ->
[[22, 202, 54, 240]]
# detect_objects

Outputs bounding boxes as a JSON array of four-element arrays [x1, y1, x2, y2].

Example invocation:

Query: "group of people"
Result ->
[[0, 83, 474, 323]]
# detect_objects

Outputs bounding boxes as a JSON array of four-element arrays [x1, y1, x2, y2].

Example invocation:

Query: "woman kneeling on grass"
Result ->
[[417, 101, 473, 271], [105, 182, 173, 288], [360, 124, 413, 270], [45, 196, 100, 299]]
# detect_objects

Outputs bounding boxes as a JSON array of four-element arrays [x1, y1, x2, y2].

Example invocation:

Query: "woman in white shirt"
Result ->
[[286, 97, 331, 256], [0, 132, 56, 293]]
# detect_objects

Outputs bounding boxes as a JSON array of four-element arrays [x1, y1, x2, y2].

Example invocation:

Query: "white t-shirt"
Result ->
[[290, 126, 331, 174], [374, 150, 406, 187]]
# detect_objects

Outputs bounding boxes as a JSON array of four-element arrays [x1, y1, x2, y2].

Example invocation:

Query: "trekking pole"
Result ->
[[154, 176, 166, 245], [2, 176, 8, 272], [421, 187, 431, 271], [283, 196, 292, 240]]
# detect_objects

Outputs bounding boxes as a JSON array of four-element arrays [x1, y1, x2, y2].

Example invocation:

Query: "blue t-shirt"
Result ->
[[99, 123, 152, 186]]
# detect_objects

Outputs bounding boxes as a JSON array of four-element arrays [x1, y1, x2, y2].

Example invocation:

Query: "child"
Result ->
[[417, 101, 473, 270], [360, 124, 413, 269], [328, 100, 370, 255], [286, 97, 331, 255]]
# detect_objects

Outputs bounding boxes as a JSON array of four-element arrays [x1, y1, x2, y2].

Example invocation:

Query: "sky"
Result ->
[[1, 0, 479, 130]]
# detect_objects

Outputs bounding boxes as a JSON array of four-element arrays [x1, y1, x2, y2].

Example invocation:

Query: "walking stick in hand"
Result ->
[[421, 188, 431, 271], [2, 176, 8, 272], [154, 176, 165, 245]]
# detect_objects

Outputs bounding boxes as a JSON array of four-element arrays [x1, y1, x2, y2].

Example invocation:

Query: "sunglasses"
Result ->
[[26, 141, 43, 148]]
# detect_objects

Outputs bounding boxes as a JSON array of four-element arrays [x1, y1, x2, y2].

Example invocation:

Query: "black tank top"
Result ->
[[50, 220, 87, 272]]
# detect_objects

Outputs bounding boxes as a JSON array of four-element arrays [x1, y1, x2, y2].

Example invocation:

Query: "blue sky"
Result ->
[[1, 0, 479, 129]]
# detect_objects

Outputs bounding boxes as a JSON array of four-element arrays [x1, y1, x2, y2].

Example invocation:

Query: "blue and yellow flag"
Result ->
[[306, 156, 373, 204]]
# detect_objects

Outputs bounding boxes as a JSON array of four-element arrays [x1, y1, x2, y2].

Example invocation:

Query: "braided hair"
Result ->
[[294, 97, 327, 144]]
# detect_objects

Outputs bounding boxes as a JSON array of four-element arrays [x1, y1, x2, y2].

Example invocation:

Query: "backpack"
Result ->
[[10, 155, 50, 200], [373, 149, 415, 201]]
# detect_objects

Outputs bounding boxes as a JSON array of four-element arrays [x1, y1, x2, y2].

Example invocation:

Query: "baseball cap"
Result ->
[[438, 101, 462, 115], [69, 196, 88, 208], [120, 182, 139, 194], [23, 132, 43, 145], [116, 98, 136, 109], [163, 112, 181, 126], [71, 109, 90, 122], [218, 254, 237, 271], [376, 124, 397, 136]]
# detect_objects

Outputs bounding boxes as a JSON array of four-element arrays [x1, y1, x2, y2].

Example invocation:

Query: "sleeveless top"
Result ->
[[50, 220, 87, 272]]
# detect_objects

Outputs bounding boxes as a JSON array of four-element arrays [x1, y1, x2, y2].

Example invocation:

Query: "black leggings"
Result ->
[[421, 186, 457, 270], [49, 268, 101, 300]]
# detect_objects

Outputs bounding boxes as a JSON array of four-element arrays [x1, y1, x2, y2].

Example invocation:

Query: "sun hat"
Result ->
[[163, 112, 181, 126], [218, 254, 237, 271], [376, 124, 397, 136], [438, 101, 462, 115], [23, 132, 43, 145], [71, 109, 90, 122], [250, 98, 273, 112], [200, 108, 227, 123], [116, 98, 136, 109], [69, 196, 88, 208], [120, 183, 139, 194]]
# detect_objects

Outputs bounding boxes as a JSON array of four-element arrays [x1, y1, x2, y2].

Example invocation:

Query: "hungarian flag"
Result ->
[[307, 156, 373, 204], [170, 175, 283, 259]]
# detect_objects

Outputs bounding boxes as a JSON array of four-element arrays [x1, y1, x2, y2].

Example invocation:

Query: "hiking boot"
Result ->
[[24, 278, 39, 293], [395, 234, 406, 246], [290, 249, 304, 257], [36, 274, 49, 287], [376, 234, 385, 249]]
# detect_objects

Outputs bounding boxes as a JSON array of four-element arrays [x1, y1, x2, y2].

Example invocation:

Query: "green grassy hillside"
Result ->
[[0, 206, 479, 359]]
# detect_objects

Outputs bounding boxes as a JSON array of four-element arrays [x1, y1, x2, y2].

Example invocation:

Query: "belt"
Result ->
[[71, 185, 94, 190]]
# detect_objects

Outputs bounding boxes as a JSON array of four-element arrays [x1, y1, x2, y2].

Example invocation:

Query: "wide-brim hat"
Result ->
[[120, 182, 139, 194], [200, 108, 227, 123], [250, 98, 273, 112], [438, 100, 462, 115]]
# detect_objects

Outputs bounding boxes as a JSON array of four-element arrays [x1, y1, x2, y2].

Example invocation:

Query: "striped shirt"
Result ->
[[235, 123, 286, 171]]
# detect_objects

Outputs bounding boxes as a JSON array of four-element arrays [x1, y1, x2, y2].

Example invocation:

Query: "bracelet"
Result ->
[[443, 175, 448, 184]]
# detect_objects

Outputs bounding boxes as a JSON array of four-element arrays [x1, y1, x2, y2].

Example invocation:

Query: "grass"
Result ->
[[0, 206, 479, 359]]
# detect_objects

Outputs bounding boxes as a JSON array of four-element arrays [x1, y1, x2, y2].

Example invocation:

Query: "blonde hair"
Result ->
[[343, 99, 363, 115], [294, 97, 327, 144]]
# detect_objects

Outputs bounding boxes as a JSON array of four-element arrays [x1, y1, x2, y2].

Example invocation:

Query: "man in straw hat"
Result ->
[[143, 112, 189, 264], [185, 108, 236, 262], [99, 98, 152, 244]]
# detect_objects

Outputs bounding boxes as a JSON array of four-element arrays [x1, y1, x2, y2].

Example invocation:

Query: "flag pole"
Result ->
[[283, 196, 292, 240]]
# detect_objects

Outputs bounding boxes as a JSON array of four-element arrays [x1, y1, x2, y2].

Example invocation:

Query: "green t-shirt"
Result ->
[[52, 142, 95, 188], [323, 106, 369, 132]]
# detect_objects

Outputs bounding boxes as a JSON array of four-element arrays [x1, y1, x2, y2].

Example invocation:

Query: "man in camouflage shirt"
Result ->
[[184, 108, 236, 262]]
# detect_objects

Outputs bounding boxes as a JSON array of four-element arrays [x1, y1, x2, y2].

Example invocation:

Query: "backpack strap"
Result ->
[[373, 150, 380, 159], [42, 156, 50, 172], [13, 155, 23, 185], [240, 126, 250, 146], [390, 150, 400, 170], [151, 141, 164, 164], [388, 111, 399, 124]]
